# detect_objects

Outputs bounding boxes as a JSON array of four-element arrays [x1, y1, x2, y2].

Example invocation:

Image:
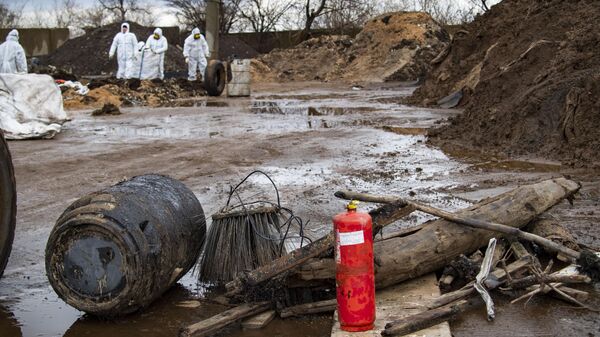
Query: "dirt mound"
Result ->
[[42, 22, 187, 76], [254, 12, 449, 83], [409, 0, 600, 167], [219, 35, 260, 60], [62, 78, 206, 110], [256, 35, 352, 82]]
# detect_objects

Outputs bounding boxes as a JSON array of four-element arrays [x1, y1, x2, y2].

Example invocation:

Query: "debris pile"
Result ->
[[180, 178, 599, 337], [91, 103, 121, 116], [408, 0, 600, 167], [254, 12, 449, 83], [41, 22, 187, 77], [62, 78, 206, 110]]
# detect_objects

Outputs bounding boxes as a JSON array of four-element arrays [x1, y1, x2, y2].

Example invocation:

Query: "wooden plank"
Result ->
[[241, 310, 276, 329], [330, 273, 451, 337], [280, 299, 337, 318], [180, 302, 271, 337]]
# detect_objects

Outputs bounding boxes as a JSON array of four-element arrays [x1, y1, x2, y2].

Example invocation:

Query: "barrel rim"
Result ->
[[46, 215, 141, 314]]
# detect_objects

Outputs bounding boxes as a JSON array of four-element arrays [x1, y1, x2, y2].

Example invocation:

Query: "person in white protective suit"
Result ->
[[108, 23, 138, 79], [183, 28, 210, 81], [0, 29, 27, 74], [141, 28, 168, 80], [131, 41, 146, 79]]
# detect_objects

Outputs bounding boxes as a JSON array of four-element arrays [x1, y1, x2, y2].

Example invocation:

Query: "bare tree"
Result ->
[[321, 0, 373, 33], [221, 0, 243, 33], [97, 0, 151, 22], [430, 1, 475, 25], [164, 0, 206, 29], [0, 2, 22, 28], [128, 6, 156, 26], [468, 0, 490, 12], [236, 0, 295, 33], [54, 0, 80, 28], [164, 0, 241, 33], [77, 4, 111, 27], [299, 0, 328, 41]]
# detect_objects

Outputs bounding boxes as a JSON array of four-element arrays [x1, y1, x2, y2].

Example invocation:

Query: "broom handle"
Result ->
[[334, 190, 581, 261], [226, 170, 281, 207]]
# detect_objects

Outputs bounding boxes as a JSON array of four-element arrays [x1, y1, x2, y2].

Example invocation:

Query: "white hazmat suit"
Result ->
[[183, 28, 210, 81], [109, 23, 138, 79], [0, 30, 27, 74], [141, 28, 168, 80], [131, 42, 146, 79]]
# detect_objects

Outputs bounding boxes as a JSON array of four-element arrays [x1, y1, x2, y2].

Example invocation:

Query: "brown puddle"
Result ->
[[380, 125, 428, 135], [469, 160, 563, 173], [250, 101, 378, 116]]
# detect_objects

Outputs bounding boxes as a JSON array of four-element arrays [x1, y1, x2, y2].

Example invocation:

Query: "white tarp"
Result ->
[[0, 74, 67, 140]]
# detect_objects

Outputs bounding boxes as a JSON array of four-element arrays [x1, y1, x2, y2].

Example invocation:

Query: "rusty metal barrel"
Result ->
[[45, 174, 206, 316]]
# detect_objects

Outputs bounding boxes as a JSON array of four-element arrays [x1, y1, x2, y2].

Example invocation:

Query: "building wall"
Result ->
[[0, 28, 70, 57]]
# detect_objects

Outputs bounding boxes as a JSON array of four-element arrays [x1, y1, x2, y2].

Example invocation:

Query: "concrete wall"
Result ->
[[228, 28, 361, 54], [0, 28, 70, 57]]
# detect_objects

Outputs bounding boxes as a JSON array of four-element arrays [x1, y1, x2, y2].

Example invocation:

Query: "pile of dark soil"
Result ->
[[408, 0, 600, 167], [254, 12, 449, 83], [42, 22, 187, 76], [256, 35, 353, 82], [219, 35, 260, 60], [62, 78, 206, 110]]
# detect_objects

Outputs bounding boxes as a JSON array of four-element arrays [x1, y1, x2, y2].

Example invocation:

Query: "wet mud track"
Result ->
[[1, 82, 598, 336]]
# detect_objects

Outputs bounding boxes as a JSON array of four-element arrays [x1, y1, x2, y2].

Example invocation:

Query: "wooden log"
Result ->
[[343, 178, 580, 288], [382, 300, 479, 336], [225, 232, 334, 295], [225, 202, 414, 295], [527, 218, 580, 262], [279, 299, 337, 318], [295, 258, 335, 281], [179, 302, 271, 337], [241, 310, 276, 329], [337, 179, 582, 264], [289, 179, 579, 288], [509, 274, 590, 289]]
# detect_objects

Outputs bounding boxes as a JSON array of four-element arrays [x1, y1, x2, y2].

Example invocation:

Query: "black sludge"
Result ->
[[45, 174, 206, 316]]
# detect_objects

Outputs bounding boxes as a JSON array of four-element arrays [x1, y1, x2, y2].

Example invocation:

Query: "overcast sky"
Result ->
[[9, 0, 501, 28], [17, 0, 493, 10]]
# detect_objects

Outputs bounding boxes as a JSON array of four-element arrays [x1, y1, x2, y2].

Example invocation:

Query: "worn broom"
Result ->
[[198, 171, 310, 284]]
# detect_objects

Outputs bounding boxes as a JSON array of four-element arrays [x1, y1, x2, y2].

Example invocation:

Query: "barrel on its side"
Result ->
[[45, 174, 206, 316]]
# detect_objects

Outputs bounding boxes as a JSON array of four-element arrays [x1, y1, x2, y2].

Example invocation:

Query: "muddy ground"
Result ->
[[0, 82, 599, 337]]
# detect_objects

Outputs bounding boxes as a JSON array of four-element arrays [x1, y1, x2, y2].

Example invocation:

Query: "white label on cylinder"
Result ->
[[339, 230, 365, 246]]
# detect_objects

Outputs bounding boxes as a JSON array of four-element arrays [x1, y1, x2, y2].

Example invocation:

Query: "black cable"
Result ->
[[226, 170, 280, 208], [225, 171, 313, 257]]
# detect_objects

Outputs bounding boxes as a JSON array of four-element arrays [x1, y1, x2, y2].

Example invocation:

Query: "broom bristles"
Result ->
[[198, 207, 283, 284]]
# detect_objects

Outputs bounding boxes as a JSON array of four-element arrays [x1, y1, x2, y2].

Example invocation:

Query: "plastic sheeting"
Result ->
[[0, 74, 67, 140]]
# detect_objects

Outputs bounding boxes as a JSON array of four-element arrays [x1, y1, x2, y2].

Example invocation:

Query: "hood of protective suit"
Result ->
[[6, 29, 19, 42], [121, 22, 130, 32], [191, 28, 201, 38], [154, 28, 163, 37]]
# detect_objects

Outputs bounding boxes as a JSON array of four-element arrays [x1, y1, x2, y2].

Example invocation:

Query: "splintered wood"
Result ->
[[330, 273, 451, 337]]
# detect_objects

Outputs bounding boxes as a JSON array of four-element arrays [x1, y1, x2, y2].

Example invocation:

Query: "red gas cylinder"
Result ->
[[333, 200, 375, 332]]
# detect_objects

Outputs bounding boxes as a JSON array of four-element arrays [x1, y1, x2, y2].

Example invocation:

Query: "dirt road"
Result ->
[[0, 82, 598, 337]]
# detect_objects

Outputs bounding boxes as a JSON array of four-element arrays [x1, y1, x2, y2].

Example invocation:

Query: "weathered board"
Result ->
[[241, 310, 276, 329]]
